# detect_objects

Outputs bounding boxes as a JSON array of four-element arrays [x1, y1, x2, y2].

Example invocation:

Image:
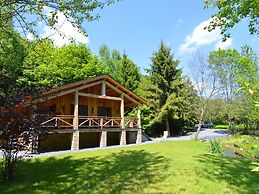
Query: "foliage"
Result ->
[[99, 44, 122, 80], [208, 47, 258, 132], [220, 135, 259, 160], [204, 0, 259, 40], [210, 139, 223, 154], [99, 45, 140, 91], [204, 98, 227, 124], [0, 23, 27, 105], [148, 41, 182, 106], [20, 42, 108, 88], [0, 88, 48, 182], [0, 0, 118, 39], [116, 54, 140, 91], [145, 42, 198, 136], [152, 78, 199, 133], [251, 162, 259, 172]]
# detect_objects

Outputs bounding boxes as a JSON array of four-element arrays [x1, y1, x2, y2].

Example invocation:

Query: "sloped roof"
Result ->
[[42, 75, 146, 104]]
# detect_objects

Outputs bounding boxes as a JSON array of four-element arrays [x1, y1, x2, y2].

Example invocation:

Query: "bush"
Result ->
[[221, 135, 258, 160]]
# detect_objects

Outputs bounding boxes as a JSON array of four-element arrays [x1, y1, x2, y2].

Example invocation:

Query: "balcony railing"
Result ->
[[40, 115, 139, 129]]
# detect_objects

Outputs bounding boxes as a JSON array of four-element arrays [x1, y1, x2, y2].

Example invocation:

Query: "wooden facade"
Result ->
[[37, 75, 146, 151]]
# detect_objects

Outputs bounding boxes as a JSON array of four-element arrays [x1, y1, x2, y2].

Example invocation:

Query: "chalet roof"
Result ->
[[42, 75, 146, 105]]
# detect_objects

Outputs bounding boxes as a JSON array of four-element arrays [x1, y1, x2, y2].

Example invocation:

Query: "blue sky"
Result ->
[[35, 0, 259, 76]]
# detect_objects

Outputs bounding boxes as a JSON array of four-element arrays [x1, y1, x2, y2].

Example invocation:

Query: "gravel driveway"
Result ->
[[150, 128, 229, 143]]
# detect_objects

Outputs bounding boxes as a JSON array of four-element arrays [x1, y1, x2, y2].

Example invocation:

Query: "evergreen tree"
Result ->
[[147, 41, 183, 136], [149, 41, 182, 106], [117, 54, 140, 91]]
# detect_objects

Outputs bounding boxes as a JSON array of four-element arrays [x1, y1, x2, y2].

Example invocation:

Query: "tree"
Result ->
[[208, 47, 258, 133], [0, 23, 27, 105], [149, 41, 182, 106], [135, 75, 158, 132], [116, 54, 140, 91], [204, 0, 259, 40], [204, 98, 228, 124], [99, 44, 122, 80], [0, 0, 118, 39], [189, 51, 219, 139], [0, 88, 48, 182], [147, 41, 184, 136], [20, 42, 108, 88], [152, 78, 199, 136]]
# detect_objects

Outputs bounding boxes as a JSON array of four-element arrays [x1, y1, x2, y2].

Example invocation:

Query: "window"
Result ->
[[70, 104, 88, 116], [48, 104, 56, 113], [98, 107, 112, 117]]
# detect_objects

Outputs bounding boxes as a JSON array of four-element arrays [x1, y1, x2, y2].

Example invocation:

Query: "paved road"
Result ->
[[151, 128, 229, 143], [1, 129, 228, 158]]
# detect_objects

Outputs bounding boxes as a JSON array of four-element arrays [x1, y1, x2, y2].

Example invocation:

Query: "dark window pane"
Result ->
[[98, 107, 112, 117], [70, 104, 88, 116]]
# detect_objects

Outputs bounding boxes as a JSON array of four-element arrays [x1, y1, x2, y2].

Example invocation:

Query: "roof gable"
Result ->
[[41, 75, 146, 105]]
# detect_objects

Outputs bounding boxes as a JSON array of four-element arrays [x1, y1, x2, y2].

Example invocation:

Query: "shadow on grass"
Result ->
[[2, 150, 169, 194], [194, 154, 259, 194]]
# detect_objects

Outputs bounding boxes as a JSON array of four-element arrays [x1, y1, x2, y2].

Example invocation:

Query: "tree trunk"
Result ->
[[166, 118, 171, 137], [194, 105, 205, 140]]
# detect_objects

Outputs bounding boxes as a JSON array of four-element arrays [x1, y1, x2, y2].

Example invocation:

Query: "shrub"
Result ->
[[210, 139, 223, 154]]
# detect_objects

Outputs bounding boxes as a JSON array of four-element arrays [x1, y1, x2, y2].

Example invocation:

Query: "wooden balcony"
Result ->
[[40, 115, 140, 130]]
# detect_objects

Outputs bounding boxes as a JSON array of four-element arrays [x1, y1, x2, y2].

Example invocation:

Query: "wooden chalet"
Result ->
[[37, 75, 146, 151]]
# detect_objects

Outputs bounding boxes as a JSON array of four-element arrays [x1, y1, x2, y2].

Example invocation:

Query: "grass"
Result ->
[[1, 141, 259, 194], [214, 124, 229, 129], [214, 124, 245, 130]]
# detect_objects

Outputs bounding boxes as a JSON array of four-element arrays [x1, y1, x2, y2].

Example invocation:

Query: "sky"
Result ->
[[33, 0, 259, 76]]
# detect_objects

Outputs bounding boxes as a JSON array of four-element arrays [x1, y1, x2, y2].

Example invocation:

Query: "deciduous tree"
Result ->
[[189, 51, 219, 139], [204, 0, 259, 40], [0, 0, 119, 39], [20, 42, 108, 88]]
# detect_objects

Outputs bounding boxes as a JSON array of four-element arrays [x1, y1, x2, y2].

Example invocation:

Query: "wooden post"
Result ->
[[120, 94, 125, 129], [102, 80, 106, 96], [137, 106, 141, 128], [100, 118, 104, 129], [73, 90, 79, 130], [136, 106, 142, 144], [71, 90, 79, 150]]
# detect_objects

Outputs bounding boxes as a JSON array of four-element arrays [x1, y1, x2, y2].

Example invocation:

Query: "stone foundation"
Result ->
[[71, 131, 80, 150]]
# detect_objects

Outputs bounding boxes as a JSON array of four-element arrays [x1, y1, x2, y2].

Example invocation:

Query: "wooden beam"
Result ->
[[37, 80, 103, 102], [78, 92, 122, 101], [137, 106, 141, 128], [73, 91, 79, 130], [102, 80, 106, 96], [120, 94, 125, 128], [106, 82, 141, 106]]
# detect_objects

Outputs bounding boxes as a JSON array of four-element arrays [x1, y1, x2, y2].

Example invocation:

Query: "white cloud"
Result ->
[[26, 33, 35, 41], [40, 11, 89, 47], [215, 38, 233, 50], [179, 18, 223, 54]]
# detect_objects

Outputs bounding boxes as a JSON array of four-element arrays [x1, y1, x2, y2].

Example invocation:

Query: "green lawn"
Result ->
[[214, 124, 245, 130], [1, 141, 259, 194]]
